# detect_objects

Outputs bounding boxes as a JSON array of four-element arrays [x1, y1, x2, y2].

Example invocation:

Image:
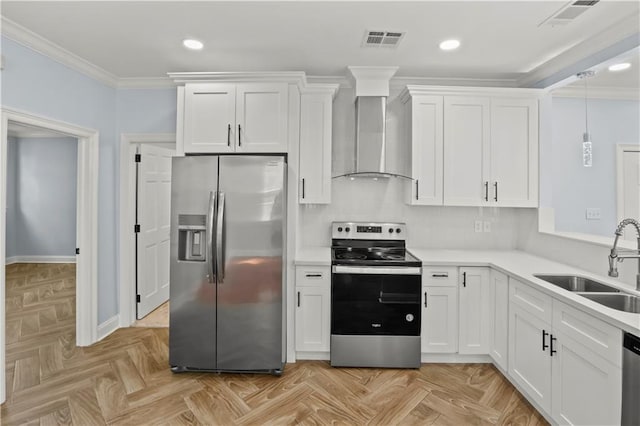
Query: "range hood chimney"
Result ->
[[337, 66, 408, 179]]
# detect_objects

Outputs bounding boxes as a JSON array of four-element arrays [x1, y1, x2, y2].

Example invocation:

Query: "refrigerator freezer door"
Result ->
[[169, 156, 219, 370], [216, 156, 286, 371]]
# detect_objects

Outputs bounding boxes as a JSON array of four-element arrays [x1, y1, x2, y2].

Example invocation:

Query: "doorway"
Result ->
[[616, 144, 640, 240], [1, 108, 99, 403], [118, 134, 175, 327]]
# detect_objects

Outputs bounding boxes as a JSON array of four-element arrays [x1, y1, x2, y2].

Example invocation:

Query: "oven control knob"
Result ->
[[406, 313, 414, 322], [345, 227, 351, 232], [337, 227, 343, 232], [388, 228, 394, 233], [396, 228, 402, 233]]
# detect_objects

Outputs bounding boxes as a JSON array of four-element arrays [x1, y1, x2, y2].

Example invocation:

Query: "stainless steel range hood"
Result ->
[[355, 96, 387, 176], [335, 66, 410, 179]]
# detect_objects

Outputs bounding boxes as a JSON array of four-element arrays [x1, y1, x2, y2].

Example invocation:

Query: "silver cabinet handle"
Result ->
[[206, 191, 217, 284], [216, 192, 226, 283]]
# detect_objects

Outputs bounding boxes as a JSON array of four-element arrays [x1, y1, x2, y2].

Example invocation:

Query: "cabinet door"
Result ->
[[443, 96, 490, 206], [408, 95, 443, 205], [421, 286, 458, 353], [458, 267, 490, 354], [508, 304, 552, 413], [299, 92, 332, 204], [489, 270, 509, 370], [295, 286, 330, 352], [551, 331, 622, 426], [184, 83, 236, 153], [490, 98, 538, 207], [236, 83, 288, 153]]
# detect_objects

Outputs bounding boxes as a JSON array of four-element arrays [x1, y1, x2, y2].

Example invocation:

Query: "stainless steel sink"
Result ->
[[580, 293, 640, 314], [533, 274, 621, 293]]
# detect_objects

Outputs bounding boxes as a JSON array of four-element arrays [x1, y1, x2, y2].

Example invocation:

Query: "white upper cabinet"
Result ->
[[443, 96, 490, 206], [299, 87, 337, 204], [183, 82, 289, 153], [444, 95, 538, 207], [401, 86, 540, 208], [402, 93, 444, 205], [489, 98, 538, 207]]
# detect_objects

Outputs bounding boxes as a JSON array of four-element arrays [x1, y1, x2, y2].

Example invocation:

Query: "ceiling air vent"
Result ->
[[539, 0, 600, 27], [363, 30, 405, 48]]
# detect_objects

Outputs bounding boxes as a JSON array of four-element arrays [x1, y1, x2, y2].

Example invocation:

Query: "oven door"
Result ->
[[331, 265, 421, 336]]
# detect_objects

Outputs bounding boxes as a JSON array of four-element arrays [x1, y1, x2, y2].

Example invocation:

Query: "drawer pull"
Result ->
[[431, 273, 449, 278], [305, 273, 322, 278], [424, 292, 427, 308]]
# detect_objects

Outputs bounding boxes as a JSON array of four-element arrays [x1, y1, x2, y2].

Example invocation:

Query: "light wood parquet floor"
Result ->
[[2, 263, 548, 425]]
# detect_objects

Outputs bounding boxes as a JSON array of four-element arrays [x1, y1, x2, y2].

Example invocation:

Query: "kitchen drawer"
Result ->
[[422, 266, 458, 287], [552, 299, 622, 367], [510, 278, 553, 324], [296, 266, 330, 287]]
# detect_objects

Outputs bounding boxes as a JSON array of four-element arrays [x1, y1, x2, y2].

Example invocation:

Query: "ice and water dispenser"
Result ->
[[177, 214, 207, 262]]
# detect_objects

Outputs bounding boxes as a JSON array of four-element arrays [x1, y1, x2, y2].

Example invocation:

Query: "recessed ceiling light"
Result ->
[[439, 39, 460, 51], [183, 39, 204, 50], [608, 62, 631, 72]]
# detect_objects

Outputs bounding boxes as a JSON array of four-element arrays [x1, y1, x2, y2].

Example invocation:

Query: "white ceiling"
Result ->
[[1, 1, 639, 88]]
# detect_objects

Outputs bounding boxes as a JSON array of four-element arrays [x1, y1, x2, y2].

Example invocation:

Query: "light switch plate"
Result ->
[[474, 221, 482, 233], [483, 221, 491, 232]]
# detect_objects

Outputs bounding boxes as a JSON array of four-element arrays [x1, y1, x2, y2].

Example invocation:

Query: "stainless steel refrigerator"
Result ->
[[169, 155, 286, 375]]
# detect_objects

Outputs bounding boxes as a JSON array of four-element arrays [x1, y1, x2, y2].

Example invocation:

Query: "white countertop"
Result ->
[[295, 247, 640, 335]]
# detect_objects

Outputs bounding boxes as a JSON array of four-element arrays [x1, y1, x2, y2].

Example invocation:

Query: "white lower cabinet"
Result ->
[[509, 302, 553, 412], [422, 286, 458, 353], [489, 270, 509, 370], [458, 267, 490, 354], [508, 279, 622, 425], [294, 266, 331, 353]]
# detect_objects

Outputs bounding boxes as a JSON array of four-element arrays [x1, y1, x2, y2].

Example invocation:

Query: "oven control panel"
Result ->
[[332, 222, 406, 240]]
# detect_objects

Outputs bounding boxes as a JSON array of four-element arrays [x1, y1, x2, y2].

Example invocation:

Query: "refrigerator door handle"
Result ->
[[216, 192, 226, 283], [206, 191, 217, 284]]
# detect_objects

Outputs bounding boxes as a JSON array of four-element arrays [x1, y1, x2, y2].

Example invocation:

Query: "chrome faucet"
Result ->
[[608, 218, 640, 290]]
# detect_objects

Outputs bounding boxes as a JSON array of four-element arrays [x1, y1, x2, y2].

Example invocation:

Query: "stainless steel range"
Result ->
[[330, 222, 422, 368]]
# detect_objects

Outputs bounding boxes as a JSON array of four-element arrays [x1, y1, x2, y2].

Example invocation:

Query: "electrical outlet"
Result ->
[[483, 221, 491, 232], [585, 208, 601, 220], [474, 221, 482, 233]]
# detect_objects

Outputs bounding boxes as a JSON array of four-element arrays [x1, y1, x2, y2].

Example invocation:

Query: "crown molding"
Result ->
[[1, 17, 119, 88], [116, 77, 175, 89], [517, 14, 640, 88], [552, 85, 640, 100], [167, 71, 308, 85]]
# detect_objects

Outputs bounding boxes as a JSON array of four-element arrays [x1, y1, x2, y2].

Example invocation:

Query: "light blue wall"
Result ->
[[6, 137, 18, 258], [116, 88, 177, 134], [2, 37, 178, 323], [550, 97, 640, 236], [11, 137, 77, 257], [2, 36, 118, 322]]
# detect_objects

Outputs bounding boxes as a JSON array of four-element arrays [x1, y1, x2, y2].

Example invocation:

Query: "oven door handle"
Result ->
[[378, 292, 420, 304], [332, 266, 422, 275]]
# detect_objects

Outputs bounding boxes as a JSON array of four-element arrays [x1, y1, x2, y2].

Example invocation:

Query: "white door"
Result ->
[[443, 96, 490, 206], [295, 285, 330, 352], [137, 144, 174, 319], [421, 286, 458, 353], [183, 83, 236, 153], [490, 98, 538, 207], [551, 331, 622, 426], [620, 149, 640, 240], [235, 83, 288, 153], [458, 267, 490, 354], [508, 304, 552, 413]]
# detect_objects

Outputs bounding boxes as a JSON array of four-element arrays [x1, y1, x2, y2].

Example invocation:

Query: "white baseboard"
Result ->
[[97, 315, 120, 341], [420, 353, 492, 363], [6, 255, 76, 265]]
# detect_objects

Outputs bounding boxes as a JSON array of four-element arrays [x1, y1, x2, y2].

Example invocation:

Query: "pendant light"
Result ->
[[577, 70, 595, 167]]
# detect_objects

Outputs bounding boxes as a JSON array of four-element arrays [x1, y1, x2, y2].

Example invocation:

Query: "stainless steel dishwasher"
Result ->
[[622, 332, 640, 425]]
